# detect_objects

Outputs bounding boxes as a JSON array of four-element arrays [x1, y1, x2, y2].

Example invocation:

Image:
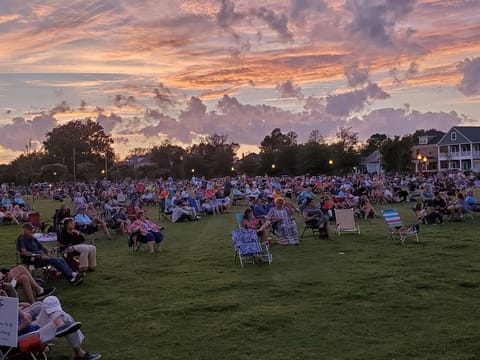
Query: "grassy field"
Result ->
[[1, 199, 480, 360]]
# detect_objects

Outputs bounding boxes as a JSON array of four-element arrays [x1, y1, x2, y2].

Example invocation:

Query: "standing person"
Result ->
[[58, 218, 97, 273], [17, 223, 84, 285], [267, 197, 299, 245]]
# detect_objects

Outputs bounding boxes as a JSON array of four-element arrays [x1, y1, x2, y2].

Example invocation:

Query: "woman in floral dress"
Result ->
[[267, 197, 299, 245]]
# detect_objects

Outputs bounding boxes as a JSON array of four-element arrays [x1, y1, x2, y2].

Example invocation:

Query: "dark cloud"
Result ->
[[350, 108, 462, 139], [5, 109, 12, 115], [217, 0, 243, 28], [344, 62, 369, 87], [49, 101, 71, 115], [276, 80, 303, 99], [250, 7, 293, 42], [389, 60, 419, 83], [325, 83, 390, 117], [345, 0, 417, 50], [96, 113, 122, 133], [153, 83, 176, 110], [457, 57, 480, 96], [113, 94, 136, 108], [290, 0, 327, 24], [0, 115, 57, 151]]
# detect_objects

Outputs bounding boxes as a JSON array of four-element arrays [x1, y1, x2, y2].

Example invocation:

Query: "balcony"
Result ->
[[438, 151, 473, 160]]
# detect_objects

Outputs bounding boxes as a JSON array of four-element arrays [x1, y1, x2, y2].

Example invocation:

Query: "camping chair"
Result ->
[[158, 199, 172, 222], [300, 221, 321, 239], [381, 209, 420, 244], [231, 229, 272, 267], [15, 236, 62, 287], [128, 232, 145, 253], [335, 209, 360, 235]]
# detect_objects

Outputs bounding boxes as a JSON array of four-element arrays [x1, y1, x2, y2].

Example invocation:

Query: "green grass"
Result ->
[[2, 199, 480, 359]]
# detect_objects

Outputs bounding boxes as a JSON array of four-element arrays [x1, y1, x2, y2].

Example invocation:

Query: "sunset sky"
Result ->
[[0, 0, 479, 163]]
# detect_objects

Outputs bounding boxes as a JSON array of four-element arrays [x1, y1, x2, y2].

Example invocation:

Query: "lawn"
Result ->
[[1, 199, 480, 360]]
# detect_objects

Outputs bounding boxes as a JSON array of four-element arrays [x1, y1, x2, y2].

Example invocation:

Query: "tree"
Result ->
[[260, 128, 298, 153], [149, 141, 187, 178], [236, 153, 261, 176], [381, 136, 413, 173], [186, 134, 239, 178], [43, 119, 114, 180], [332, 126, 360, 174], [361, 133, 389, 157], [307, 129, 325, 144]]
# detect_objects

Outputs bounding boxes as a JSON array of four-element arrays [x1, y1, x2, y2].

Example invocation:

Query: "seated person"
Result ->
[[14, 193, 26, 207], [321, 196, 336, 220], [241, 208, 271, 243], [253, 198, 269, 218], [74, 206, 111, 240], [58, 218, 97, 273], [383, 187, 402, 203], [55, 204, 71, 225], [130, 210, 164, 253], [85, 202, 101, 220], [465, 189, 480, 211], [11, 204, 28, 223], [0, 207, 20, 224], [1, 266, 55, 304], [141, 191, 154, 206], [360, 195, 376, 219], [414, 202, 443, 224], [18, 296, 101, 360], [302, 199, 333, 239], [432, 192, 448, 214], [447, 192, 469, 217], [172, 201, 198, 223], [17, 223, 83, 284], [111, 207, 131, 234], [1, 193, 12, 210]]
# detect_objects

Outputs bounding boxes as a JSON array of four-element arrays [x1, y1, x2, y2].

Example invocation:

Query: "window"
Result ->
[[451, 132, 456, 141], [451, 161, 457, 169], [419, 136, 428, 145]]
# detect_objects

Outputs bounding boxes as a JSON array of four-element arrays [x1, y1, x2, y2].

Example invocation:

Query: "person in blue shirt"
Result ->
[[74, 206, 111, 239], [1, 193, 12, 210], [465, 189, 479, 211], [253, 198, 268, 218], [14, 193, 25, 207]]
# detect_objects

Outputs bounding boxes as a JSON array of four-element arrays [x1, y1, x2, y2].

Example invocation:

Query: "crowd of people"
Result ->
[[1, 170, 478, 358]]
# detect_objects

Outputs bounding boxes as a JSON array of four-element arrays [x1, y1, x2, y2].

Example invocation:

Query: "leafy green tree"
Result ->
[[260, 128, 298, 153], [361, 133, 389, 157], [381, 136, 414, 173], [43, 119, 114, 180]]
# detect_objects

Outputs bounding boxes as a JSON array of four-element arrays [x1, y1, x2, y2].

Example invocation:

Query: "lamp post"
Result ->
[[416, 153, 422, 172], [422, 156, 428, 172]]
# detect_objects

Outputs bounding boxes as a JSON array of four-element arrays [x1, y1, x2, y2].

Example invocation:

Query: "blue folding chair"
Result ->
[[231, 229, 272, 267]]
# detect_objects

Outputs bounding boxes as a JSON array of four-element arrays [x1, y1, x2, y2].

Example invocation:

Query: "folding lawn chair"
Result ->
[[381, 209, 420, 244], [231, 229, 272, 267], [300, 221, 321, 239], [335, 208, 360, 236], [15, 236, 61, 287]]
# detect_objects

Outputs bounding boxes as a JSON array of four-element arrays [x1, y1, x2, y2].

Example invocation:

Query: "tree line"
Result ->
[[0, 119, 445, 184]]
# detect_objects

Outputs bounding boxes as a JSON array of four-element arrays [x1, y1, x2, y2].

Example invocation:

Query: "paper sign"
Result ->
[[0, 296, 18, 347]]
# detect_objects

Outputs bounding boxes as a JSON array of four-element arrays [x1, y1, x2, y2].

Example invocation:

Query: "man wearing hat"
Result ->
[[19, 296, 101, 360], [17, 223, 83, 284]]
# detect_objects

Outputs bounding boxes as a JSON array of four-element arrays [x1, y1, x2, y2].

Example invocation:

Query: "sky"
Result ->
[[0, 0, 479, 163]]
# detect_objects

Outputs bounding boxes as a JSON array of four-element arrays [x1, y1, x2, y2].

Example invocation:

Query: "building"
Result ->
[[437, 126, 480, 172], [364, 150, 382, 174], [411, 134, 442, 173]]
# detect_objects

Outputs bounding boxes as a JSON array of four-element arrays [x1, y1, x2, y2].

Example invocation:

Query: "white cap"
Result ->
[[43, 296, 63, 314]]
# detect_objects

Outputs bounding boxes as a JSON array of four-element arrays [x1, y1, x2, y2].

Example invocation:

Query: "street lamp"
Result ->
[[231, 166, 235, 172], [191, 168, 195, 174], [328, 159, 333, 166], [101, 169, 106, 176], [271, 164, 276, 169], [53, 172, 57, 176]]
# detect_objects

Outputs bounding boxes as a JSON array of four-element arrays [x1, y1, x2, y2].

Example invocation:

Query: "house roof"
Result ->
[[364, 150, 381, 163], [453, 126, 480, 143]]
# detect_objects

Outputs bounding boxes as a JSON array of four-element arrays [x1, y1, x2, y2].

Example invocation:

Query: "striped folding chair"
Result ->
[[381, 209, 420, 244]]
